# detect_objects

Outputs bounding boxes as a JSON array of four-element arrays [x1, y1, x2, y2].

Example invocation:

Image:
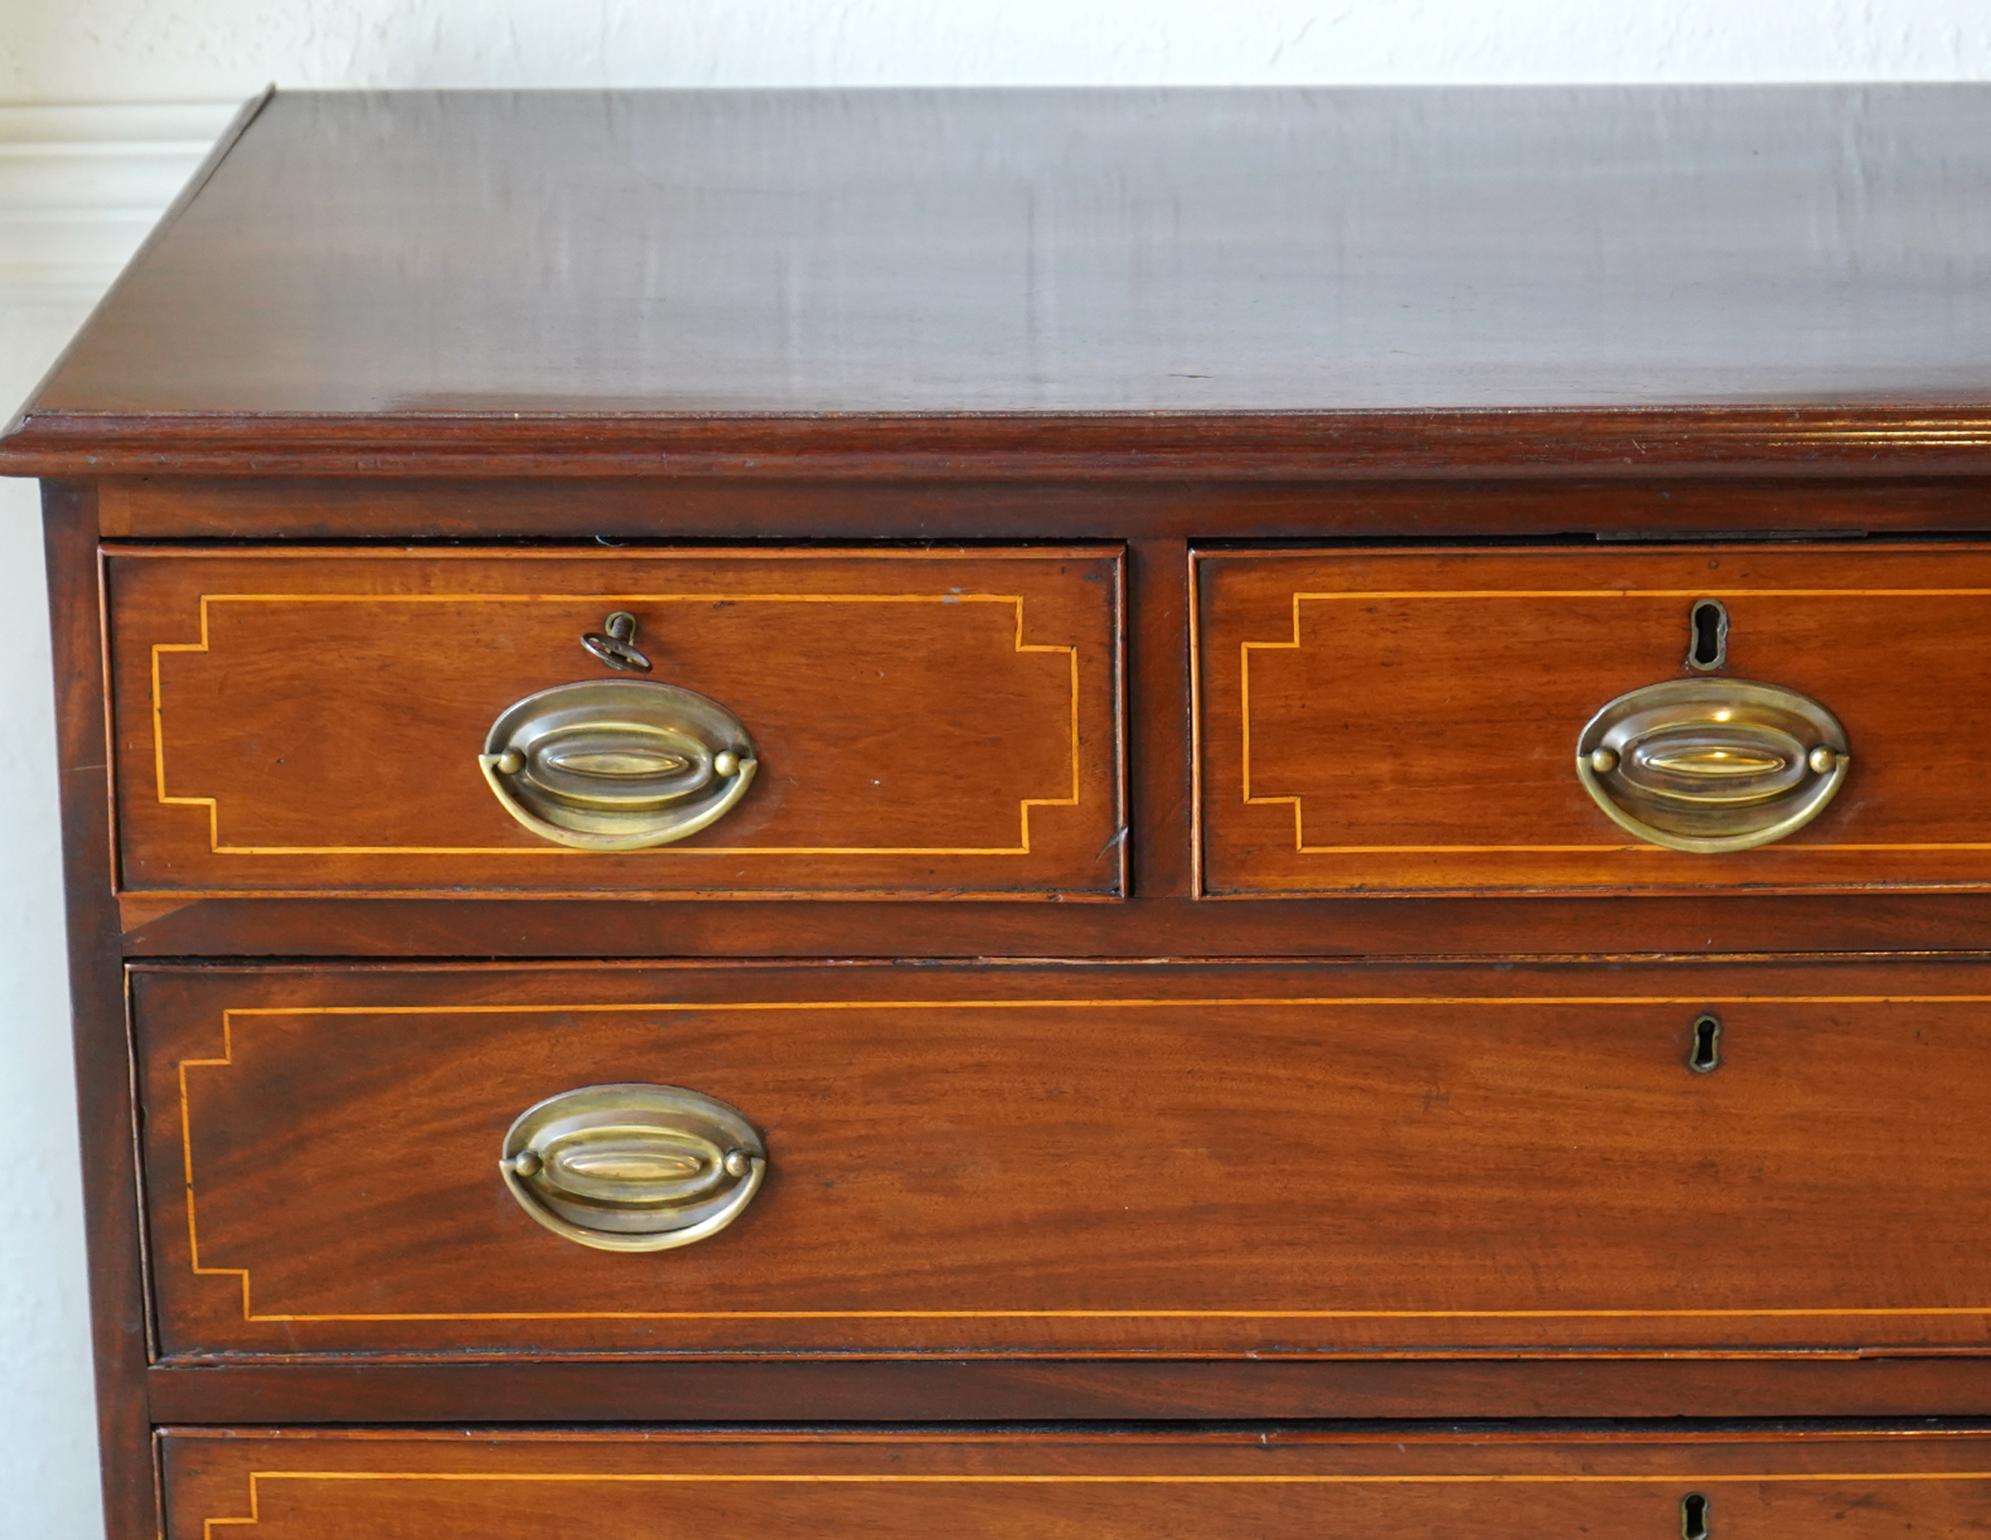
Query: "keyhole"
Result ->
[[1689, 1014, 1722, 1074], [1686, 599, 1729, 671], [1681, 1491, 1711, 1539]]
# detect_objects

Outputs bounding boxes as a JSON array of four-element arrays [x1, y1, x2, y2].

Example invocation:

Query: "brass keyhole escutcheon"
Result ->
[[1685, 598, 1729, 672], [1688, 1013, 1722, 1074]]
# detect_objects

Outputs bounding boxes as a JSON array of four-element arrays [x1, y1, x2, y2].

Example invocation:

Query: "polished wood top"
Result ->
[[7, 86, 1991, 476]]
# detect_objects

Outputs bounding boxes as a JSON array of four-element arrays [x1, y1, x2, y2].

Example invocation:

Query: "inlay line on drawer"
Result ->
[[149, 592, 1078, 856]]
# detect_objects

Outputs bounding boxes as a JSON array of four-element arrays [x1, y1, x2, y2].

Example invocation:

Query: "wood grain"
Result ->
[[113, 890, 1991, 962], [1199, 544, 1991, 896], [158, 1427, 1991, 1538], [89, 476, 1991, 542], [21, 86, 1991, 1532], [9, 88, 1991, 478], [106, 546, 1124, 898], [135, 958, 1991, 1358], [141, 1356, 1991, 1426], [43, 486, 159, 1538]]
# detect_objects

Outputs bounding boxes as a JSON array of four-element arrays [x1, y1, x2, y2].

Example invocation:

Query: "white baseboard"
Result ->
[[0, 100, 240, 302]]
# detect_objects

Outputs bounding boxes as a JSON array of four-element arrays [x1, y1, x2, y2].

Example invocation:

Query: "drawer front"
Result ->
[[160, 1429, 1991, 1537], [107, 546, 1124, 897], [139, 960, 1991, 1357], [1196, 544, 1991, 896]]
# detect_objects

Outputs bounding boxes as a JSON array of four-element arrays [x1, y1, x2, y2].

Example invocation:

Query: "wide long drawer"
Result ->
[[1195, 543, 1991, 897], [106, 545, 1125, 898], [137, 959, 1991, 1358], [159, 1428, 1991, 1537]]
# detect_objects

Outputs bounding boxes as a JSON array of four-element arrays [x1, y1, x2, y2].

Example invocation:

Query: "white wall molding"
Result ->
[[0, 100, 237, 301]]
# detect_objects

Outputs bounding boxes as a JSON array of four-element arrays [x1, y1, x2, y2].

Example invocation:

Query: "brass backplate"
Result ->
[[500, 1082, 767, 1253], [480, 678, 757, 851], [1575, 677, 1849, 854]]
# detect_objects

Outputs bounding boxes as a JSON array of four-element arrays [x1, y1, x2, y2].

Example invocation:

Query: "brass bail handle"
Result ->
[[1575, 599, 1850, 854], [500, 1083, 768, 1254], [1576, 677, 1848, 853], [582, 610, 653, 672]]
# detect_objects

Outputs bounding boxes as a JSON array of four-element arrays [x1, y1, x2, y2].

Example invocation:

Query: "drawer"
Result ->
[[1196, 544, 1991, 897], [160, 1428, 1991, 1537], [106, 546, 1124, 897], [139, 959, 1991, 1358]]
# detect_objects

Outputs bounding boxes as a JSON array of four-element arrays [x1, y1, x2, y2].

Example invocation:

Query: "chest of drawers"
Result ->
[[10, 85, 1991, 1538]]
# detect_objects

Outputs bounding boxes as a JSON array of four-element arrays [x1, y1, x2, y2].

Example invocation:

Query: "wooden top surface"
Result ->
[[7, 85, 1991, 478]]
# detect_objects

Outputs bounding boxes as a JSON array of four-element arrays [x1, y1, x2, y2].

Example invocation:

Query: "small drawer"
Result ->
[[139, 959, 1991, 1358], [107, 545, 1124, 898], [161, 1428, 1991, 1537], [1196, 543, 1991, 897]]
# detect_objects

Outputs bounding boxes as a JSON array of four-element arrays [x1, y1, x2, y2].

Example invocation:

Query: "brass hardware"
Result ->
[[480, 678, 758, 850], [500, 1082, 766, 1253], [1689, 1013, 1722, 1073], [582, 610, 653, 672], [1681, 1491, 1711, 1539], [1685, 598, 1729, 672], [1575, 677, 1849, 853]]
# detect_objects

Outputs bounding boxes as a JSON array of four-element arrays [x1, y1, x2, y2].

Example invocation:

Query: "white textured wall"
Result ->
[[0, 306, 101, 1532], [3, 3, 1991, 1532], [6, 0, 1991, 96]]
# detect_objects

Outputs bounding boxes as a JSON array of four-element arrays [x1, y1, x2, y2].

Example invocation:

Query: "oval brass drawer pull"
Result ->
[[480, 678, 758, 850], [500, 1083, 767, 1253], [1576, 678, 1849, 853]]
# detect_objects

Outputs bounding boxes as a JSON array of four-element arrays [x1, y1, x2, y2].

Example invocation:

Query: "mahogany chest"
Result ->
[[9, 85, 1991, 1537]]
